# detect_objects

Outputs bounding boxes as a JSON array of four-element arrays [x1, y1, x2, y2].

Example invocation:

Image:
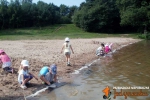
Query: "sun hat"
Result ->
[[21, 60, 29, 67], [0, 49, 5, 54], [65, 37, 70, 42], [50, 64, 57, 75]]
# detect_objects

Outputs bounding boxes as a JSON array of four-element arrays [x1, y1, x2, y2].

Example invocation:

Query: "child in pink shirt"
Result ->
[[104, 43, 113, 54], [0, 50, 13, 73]]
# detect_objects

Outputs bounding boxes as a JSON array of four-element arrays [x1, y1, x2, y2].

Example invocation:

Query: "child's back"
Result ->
[[0, 54, 11, 64], [105, 46, 110, 54], [0, 50, 13, 73]]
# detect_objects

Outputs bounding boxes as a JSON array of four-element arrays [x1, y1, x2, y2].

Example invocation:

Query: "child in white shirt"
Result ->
[[18, 60, 38, 89]]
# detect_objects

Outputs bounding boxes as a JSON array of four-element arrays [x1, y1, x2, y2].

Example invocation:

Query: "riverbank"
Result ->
[[0, 37, 141, 100]]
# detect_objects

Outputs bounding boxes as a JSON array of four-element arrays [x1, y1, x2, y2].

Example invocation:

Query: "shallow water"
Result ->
[[28, 40, 150, 100]]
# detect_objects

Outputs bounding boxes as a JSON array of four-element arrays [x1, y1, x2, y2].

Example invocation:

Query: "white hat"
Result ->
[[21, 60, 29, 67], [65, 37, 70, 42]]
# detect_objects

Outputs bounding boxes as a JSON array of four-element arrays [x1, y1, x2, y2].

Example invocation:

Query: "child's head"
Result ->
[[21, 60, 29, 70], [49, 64, 57, 75], [101, 43, 105, 47], [0, 50, 5, 55], [65, 37, 70, 43]]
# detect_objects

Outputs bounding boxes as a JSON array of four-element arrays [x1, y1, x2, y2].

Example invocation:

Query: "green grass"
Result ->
[[0, 24, 139, 40]]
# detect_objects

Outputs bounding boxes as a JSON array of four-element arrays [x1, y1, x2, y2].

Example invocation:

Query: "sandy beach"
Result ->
[[0, 37, 141, 100]]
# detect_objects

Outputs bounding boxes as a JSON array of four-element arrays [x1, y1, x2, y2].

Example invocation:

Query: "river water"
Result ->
[[27, 40, 150, 100]]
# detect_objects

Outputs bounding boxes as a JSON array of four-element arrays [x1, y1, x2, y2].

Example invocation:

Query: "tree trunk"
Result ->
[[144, 25, 148, 39]]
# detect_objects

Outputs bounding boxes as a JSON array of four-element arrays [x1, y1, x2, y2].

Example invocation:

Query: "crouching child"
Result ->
[[18, 60, 38, 89], [0, 49, 14, 73], [39, 64, 57, 86]]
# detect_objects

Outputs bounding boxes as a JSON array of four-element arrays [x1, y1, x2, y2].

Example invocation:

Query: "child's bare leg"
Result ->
[[66, 55, 68, 62], [22, 78, 30, 86], [68, 55, 70, 64], [66, 55, 70, 64]]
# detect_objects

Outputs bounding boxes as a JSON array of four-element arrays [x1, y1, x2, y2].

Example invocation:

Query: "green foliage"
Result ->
[[72, 0, 120, 33], [0, 0, 150, 36], [73, 0, 150, 34], [138, 33, 150, 40], [0, 0, 78, 29], [59, 5, 78, 24], [116, 0, 150, 32]]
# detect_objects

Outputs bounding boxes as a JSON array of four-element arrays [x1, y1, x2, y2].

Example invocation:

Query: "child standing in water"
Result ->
[[61, 37, 74, 66], [18, 60, 38, 89], [0, 49, 13, 73]]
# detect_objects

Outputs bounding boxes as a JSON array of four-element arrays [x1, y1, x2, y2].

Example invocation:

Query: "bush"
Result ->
[[138, 33, 150, 40]]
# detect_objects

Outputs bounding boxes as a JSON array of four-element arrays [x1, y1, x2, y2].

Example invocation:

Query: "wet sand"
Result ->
[[0, 37, 141, 100]]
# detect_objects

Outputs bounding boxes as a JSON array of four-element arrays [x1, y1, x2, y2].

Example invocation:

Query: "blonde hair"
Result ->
[[18, 65, 29, 74], [18, 65, 22, 74]]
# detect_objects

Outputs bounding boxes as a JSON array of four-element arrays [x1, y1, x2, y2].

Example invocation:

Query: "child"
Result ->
[[18, 60, 38, 89], [0, 49, 13, 73], [39, 64, 57, 86], [61, 37, 74, 66], [96, 43, 105, 56], [104, 43, 113, 54]]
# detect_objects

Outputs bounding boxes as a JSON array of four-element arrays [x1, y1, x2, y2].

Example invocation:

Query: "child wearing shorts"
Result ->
[[61, 37, 74, 66], [39, 64, 57, 86], [18, 60, 38, 89]]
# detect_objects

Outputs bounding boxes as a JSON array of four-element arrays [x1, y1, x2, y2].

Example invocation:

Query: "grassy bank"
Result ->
[[0, 24, 138, 40]]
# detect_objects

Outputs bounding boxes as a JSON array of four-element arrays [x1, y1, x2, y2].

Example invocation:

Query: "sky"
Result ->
[[32, 0, 86, 7]]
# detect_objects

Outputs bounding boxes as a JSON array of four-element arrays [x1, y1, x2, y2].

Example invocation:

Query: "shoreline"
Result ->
[[0, 37, 141, 99]]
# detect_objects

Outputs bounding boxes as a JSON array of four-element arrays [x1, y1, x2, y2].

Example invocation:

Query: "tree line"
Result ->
[[0, 0, 150, 33], [0, 0, 77, 29], [72, 0, 150, 33]]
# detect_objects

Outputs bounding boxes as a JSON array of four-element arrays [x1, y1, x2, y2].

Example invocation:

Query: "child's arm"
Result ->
[[61, 44, 65, 53], [40, 75, 51, 85], [53, 75, 57, 82], [29, 72, 38, 80], [70, 45, 74, 54]]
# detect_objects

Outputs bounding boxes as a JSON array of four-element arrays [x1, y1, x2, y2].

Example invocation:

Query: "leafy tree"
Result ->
[[59, 4, 70, 23], [68, 6, 78, 19], [21, 2, 33, 27], [60, 4, 69, 16], [21, 0, 32, 3], [48, 3, 61, 24], [0, 0, 9, 29], [73, 0, 120, 32], [0, 0, 79, 29], [8, 0, 22, 28], [116, 0, 150, 32]]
